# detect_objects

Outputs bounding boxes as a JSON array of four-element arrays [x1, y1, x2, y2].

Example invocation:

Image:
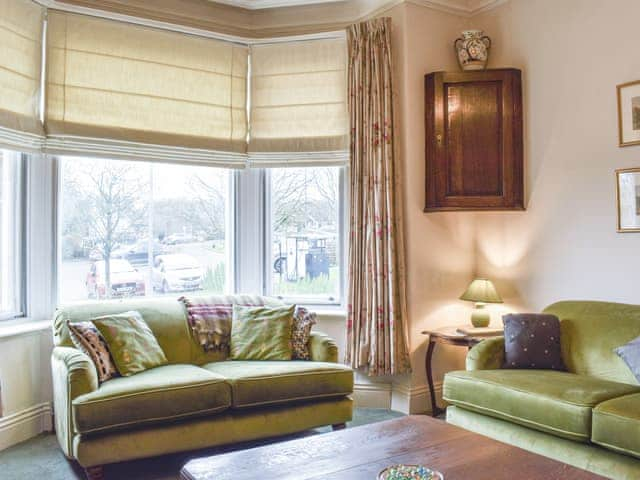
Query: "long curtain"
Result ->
[[345, 17, 411, 376]]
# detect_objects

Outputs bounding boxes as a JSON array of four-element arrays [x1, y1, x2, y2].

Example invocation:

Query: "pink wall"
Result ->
[[384, 0, 640, 410], [473, 0, 640, 310], [386, 4, 476, 397]]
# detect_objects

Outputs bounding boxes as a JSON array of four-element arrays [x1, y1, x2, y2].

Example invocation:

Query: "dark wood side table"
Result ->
[[422, 326, 503, 417]]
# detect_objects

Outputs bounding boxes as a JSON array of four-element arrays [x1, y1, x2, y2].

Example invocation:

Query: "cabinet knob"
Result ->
[[436, 133, 443, 146]]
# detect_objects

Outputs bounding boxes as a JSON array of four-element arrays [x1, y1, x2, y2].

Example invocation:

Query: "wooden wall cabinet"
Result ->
[[424, 68, 524, 211]]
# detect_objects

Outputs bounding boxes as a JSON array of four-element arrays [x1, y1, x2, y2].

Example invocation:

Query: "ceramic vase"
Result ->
[[454, 30, 491, 71]]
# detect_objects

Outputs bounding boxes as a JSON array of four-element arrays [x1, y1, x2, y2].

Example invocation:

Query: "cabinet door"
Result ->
[[425, 69, 523, 211]]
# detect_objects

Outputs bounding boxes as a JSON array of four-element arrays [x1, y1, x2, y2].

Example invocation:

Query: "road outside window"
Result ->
[[58, 157, 230, 303], [268, 167, 341, 302]]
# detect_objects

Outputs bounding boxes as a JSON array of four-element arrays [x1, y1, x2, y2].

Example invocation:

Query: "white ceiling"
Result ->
[[208, 0, 506, 16], [210, 0, 345, 10]]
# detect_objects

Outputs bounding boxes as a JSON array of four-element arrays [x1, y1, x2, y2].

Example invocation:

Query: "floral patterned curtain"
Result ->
[[345, 17, 411, 376]]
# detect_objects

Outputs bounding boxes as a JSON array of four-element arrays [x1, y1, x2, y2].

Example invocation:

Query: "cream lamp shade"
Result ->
[[459, 279, 503, 327], [459, 279, 503, 304]]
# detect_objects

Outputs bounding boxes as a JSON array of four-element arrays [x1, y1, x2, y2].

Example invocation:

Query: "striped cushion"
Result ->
[[67, 321, 118, 383]]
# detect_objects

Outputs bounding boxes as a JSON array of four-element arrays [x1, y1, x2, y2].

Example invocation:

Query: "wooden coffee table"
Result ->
[[180, 416, 603, 479]]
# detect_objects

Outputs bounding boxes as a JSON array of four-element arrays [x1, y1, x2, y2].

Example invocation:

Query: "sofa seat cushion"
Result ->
[[73, 364, 231, 434], [592, 393, 640, 459], [202, 361, 353, 408], [443, 370, 640, 442]]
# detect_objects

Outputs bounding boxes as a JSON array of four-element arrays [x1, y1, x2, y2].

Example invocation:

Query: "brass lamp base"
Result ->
[[470, 303, 490, 328]]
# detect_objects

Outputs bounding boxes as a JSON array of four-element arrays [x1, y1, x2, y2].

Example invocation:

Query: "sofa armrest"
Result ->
[[51, 346, 99, 458], [466, 336, 505, 370], [309, 331, 339, 363]]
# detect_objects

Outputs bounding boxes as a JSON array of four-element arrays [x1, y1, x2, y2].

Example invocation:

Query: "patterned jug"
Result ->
[[454, 30, 491, 71]]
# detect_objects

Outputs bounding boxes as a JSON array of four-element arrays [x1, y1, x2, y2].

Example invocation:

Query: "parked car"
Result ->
[[112, 239, 166, 265], [88, 247, 104, 262], [86, 259, 145, 299], [152, 254, 203, 293], [161, 233, 194, 245]]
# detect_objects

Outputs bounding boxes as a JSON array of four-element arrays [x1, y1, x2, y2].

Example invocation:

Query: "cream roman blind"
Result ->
[[248, 38, 349, 166], [0, 0, 45, 150], [45, 11, 248, 166]]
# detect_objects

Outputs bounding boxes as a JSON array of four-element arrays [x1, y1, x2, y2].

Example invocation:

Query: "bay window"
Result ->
[[266, 167, 343, 303], [56, 158, 346, 306], [58, 157, 232, 303], [1, 0, 349, 316]]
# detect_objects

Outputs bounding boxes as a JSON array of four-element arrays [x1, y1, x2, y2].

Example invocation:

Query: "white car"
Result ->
[[86, 259, 146, 299], [152, 254, 203, 293]]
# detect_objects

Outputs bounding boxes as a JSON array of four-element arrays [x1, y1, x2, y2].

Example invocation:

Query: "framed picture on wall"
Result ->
[[617, 80, 640, 147], [616, 168, 640, 232]]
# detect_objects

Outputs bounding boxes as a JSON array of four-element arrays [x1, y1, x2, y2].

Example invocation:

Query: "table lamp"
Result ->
[[459, 278, 503, 327]]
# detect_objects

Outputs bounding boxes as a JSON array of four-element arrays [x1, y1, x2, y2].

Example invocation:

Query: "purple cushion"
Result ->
[[503, 313, 565, 370], [615, 336, 640, 382]]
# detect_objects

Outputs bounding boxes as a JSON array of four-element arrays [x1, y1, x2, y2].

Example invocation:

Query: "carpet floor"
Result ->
[[0, 408, 404, 480]]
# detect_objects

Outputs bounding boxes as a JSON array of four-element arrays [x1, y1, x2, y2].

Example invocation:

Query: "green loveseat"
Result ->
[[51, 297, 354, 479], [443, 300, 640, 480]]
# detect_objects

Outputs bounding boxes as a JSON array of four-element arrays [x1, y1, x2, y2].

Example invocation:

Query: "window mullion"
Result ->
[[25, 154, 56, 319], [234, 168, 265, 295]]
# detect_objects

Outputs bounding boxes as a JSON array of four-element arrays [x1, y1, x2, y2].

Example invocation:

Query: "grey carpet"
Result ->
[[0, 408, 404, 480]]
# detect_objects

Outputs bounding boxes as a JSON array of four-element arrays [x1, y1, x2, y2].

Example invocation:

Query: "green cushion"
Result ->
[[230, 305, 295, 361], [593, 392, 640, 459], [443, 369, 640, 442], [54, 298, 198, 364], [202, 360, 354, 408], [91, 311, 168, 376], [73, 364, 230, 434], [543, 301, 640, 384]]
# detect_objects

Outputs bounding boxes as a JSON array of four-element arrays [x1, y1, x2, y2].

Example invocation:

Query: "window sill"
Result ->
[[0, 318, 51, 340], [313, 308, 346, 322]]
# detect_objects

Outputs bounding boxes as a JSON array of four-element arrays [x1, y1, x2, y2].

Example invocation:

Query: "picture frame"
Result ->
[[616, 168, 640, 232], [617, 80, 640, 147]]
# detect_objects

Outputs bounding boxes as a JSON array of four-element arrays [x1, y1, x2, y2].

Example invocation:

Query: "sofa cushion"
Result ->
[[615, 335, 640, 382], [91, 311, 168, 376], [202, 361, 353, 408], [73, 364, 230, 434], [67, 321, 118, 383], [592, 393, 640, 459], [502, 313, 564, 370], [230, 305, 295, 361], [443, 370, 640, 442]]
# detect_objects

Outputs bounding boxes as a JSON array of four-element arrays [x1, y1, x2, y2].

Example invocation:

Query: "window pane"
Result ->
[[268, 166, 341, 302], [0, 150, 24, 318], [59, 157, 230, 303]]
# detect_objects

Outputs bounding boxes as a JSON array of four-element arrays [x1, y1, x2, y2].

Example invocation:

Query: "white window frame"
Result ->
[[0, 152, 26, 320], [54, 156, 238, 304], [0, 152, 56, 322], [51, 163, 349, 307], [261, 166, 348, 308]]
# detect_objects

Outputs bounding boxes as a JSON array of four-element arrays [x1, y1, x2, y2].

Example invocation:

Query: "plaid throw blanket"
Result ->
[[179, 294, 267, 352]]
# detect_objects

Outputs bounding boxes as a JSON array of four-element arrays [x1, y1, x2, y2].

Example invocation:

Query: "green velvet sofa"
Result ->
[[51, 297, 354, 479], [443, 300, 640, 480]]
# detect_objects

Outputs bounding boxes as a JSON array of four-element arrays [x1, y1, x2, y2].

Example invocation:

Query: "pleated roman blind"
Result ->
[[249, 38, 349, 166], [45, 11, 248, 166], [0, 0, 45, 150]]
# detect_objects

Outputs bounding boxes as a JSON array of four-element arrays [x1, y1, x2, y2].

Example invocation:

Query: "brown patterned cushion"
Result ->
[[292, 306, 317, 360], [503, 313, 565, 370], [67, 321, 118, 383]]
